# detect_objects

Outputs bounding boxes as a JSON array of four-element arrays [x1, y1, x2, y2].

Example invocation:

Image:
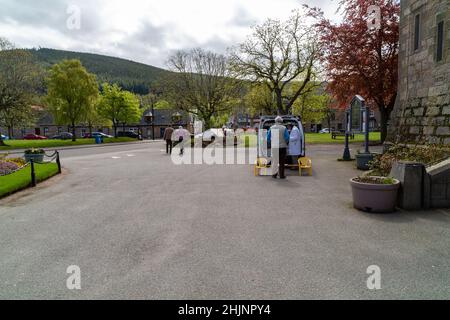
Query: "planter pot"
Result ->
[[24, 153, 44, 163], [356, 153, 375, 170], [350, 177, 400, 213]]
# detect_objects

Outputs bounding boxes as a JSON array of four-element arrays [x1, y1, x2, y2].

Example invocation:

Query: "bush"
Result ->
[[0, 161, 19, 175], [370, 144, 450, 176]]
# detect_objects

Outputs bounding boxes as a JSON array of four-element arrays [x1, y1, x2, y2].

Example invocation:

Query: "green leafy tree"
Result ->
[[0, 104, 35, 138], [244, 84, 276, 116], [97, 83, 142, 137], [0, 38, 40, 145], [46, 59, 99, 141]]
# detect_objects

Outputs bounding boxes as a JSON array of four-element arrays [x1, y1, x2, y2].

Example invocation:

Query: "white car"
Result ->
[[195, 128, 233, 142], [319, 128, 331, 134]]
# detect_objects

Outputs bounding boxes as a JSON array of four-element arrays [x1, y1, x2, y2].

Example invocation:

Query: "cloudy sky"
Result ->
[[0, 0, 340, 69]]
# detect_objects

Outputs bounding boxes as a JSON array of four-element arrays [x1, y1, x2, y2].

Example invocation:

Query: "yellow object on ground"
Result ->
[[299, 157, 313, 176], [254, 158, 270, 176]]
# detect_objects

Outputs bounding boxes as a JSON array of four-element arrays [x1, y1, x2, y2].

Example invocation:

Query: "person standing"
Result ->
[[163, 126, 174, 155], [267, 116, 290, 179], [287, 123, 302, 165]]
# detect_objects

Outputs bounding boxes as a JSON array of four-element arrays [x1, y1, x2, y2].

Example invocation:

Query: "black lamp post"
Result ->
[[144, 110, 154, 140], [342, 110, 352, 161]]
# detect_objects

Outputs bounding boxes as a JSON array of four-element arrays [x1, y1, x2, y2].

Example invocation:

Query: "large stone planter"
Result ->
[[24, 153, 44, 163], [350, 177, 400, 213], [356, 153, 375, 170]]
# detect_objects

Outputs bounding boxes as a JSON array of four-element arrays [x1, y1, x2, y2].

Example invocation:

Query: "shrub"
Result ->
[[0, 161, 19, 175], [354, 176, 397, 185], [370, 144, 450, 176]]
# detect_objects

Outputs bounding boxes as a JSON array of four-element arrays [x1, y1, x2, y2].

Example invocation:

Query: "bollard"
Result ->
[[56, 151, 62, 174], [390, 161, 425, 210], [30, 159, 36, 187]]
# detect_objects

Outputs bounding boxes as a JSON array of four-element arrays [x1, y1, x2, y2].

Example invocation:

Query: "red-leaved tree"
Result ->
[[308, 0, 399, 142]]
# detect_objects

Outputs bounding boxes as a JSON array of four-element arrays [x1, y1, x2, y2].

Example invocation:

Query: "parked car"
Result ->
[[83, 132, 113, 139], [0, 134, 9, 140], [117, 131, 142, 139], [319, 128, 331, 134], [51, 132, 73, 140], [23, 134, 48, 140]]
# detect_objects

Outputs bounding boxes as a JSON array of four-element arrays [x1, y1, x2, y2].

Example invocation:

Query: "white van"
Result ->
[[257, 116, 306, 158]]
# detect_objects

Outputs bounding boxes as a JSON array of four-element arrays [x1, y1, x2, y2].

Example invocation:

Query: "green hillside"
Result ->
[[28, 48, 170, 94]]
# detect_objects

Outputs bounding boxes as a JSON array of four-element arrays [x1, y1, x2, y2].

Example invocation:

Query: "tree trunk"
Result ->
[[379, 106, 392, 143], [114, 124, 118, 138], [275, 88, 283, 115], [0, 137, 5, 146], [72, 121, 76, 141]]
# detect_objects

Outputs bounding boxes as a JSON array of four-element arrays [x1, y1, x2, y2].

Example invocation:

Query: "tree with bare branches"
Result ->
[[229, 10, 320, 115], [165, 48, 242, 129]]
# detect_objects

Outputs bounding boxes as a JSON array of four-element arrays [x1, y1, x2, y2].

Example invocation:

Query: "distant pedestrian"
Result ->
[[163, 126, 174, 154], [267, 116, 289, 179], [174, 126, 190, 155]]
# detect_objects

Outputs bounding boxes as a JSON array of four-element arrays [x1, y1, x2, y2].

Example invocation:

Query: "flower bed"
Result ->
[[370, 144, 450, 177]]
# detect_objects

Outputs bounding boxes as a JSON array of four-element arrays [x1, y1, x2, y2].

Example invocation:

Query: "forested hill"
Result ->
[[28, 48, 170, 94]]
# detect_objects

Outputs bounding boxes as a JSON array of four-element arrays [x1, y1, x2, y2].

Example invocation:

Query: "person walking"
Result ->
[[287, 123, 302, 165], [174, 126, 190, 155], [267, 116, 290, 179], [163, 126, 174, 155]]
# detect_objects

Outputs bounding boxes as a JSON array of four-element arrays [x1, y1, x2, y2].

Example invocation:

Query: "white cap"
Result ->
[[275, 116, 283, 124]]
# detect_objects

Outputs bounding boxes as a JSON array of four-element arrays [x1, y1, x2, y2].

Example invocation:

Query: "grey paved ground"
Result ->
[[0, 143, 449, 299]]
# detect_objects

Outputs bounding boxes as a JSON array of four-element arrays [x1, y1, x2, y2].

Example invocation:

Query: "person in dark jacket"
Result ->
[[163, 126, 174, 154]]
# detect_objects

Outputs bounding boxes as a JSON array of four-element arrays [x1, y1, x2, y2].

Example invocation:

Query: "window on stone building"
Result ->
[[437, 20, 444, 62], [414, 14, 421, 51], [44, 127, 49, 136]]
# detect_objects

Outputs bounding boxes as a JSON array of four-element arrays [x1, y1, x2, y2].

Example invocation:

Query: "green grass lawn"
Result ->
[[305, 132, 381, 144], [0, 162, 60, 198], [0, 137, 136, 150], [242, 132, 381, 147]]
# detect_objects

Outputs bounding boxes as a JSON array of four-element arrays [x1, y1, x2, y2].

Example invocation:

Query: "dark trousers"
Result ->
[[166, 140, 173, 154], [273, 148, 287, 178]]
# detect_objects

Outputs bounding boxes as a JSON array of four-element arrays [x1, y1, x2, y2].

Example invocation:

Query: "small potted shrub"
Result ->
[[350, 176, 400, 213], [24, 148, 45, 163]]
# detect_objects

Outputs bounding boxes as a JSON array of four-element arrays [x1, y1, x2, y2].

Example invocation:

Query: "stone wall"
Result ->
[[388, 0, 450, 145]]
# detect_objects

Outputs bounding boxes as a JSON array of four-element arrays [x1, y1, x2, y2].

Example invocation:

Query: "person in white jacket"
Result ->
[[287, 124, 302, 164]]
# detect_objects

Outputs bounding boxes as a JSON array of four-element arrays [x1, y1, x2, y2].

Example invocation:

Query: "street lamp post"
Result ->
[[144, 110, 154, 140], [342, 110, 352, 161]]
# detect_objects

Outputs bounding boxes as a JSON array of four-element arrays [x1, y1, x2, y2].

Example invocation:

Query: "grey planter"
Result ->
[[356, 153, 375, 170], [24, 153, 44, 163], [350, 177, 400, 213]]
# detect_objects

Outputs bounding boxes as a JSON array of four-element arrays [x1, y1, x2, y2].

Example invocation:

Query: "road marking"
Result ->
[[112, 156, 121, 159], [127, 154, 135, 157]]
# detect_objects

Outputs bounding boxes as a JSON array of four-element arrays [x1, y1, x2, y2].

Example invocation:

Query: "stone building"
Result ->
[[388, 0, 449, 145]]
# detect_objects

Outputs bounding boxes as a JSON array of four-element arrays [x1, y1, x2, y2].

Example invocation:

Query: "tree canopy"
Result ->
[[97, 83, 142, 137], [46, 59, 99, 141], [230, 10, 320, 115], [310, 0, 400, 142], [165, 48, 242, 129]]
